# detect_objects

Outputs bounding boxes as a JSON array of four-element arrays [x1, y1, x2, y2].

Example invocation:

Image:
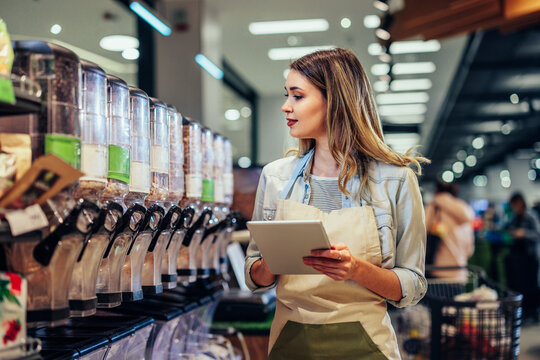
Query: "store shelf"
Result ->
[[0, 88, 42, 116], [0, 337, 42, 360]]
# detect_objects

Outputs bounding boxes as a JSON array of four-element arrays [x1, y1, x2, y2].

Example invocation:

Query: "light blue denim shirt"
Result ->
[[244, 150, 427, 308]]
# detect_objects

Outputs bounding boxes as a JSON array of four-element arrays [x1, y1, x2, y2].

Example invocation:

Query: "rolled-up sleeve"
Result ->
[[388, 168, 427, 308], [244, 168, 277, 293]]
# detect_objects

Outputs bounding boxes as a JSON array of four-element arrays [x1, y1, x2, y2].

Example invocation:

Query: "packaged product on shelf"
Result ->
[[0, 272, 27, 354], [0, 134, 32, 181], [0, 151, 16, 198], [0, 19, 15, 104], [100, 75, 130, 207], [73, 60, 107, 202]]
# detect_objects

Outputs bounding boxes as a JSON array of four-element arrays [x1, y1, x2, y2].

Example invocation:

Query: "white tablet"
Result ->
[[246, 220, 331, 275]]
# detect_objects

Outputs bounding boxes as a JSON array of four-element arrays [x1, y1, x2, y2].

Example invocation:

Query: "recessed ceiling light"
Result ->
[[452, 161, 464, 173], [390, 79, 432, 91], [499, 170, 510, 179], [535, 158, 540, 169], [473, 175, 488, 187], [457, 150, 467, 161], [249, 19, 329, 35], [268, 45, 335, 61], [287, 36, 299, 46], [390, 40, 441, 54], [225, 109, 240, 121], [122, 48, 139, 60], [241, 107, 252, 117], [509, 93, 519, 104], [373, 0, 390, 12], [465, 154, 477, 167], [50, 24, 62, 35], [100, 35, 139, 52], [501, 177, 511, 188], [472, 136, 485, 150], [384, 133, 420, 154], [442, 170, 454, 183], [238, 156, 252, 168], [392, 62, 436, 75], [378, 104, 427, 116], [363, 15, 381, 29], [528, 169, 537, 181], [375, 28, 391, 41], [376, 92, 429, 105], [340, 18, 352, 29]]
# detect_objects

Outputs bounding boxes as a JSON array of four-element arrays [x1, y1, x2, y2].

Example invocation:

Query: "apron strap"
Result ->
[[280, 149, 314, 200]]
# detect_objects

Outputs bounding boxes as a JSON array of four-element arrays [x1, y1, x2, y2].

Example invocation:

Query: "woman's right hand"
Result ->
[[250, 258, 276, 287]]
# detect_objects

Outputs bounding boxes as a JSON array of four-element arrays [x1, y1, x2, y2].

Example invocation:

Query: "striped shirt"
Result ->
[[308, 175, 343, 213]]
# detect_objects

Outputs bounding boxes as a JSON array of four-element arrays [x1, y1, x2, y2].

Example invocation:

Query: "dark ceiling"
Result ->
[[424, 25, 540, 182]]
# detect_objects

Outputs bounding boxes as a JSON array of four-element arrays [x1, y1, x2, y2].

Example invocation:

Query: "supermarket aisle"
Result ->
[[520, 322, 540, 359]]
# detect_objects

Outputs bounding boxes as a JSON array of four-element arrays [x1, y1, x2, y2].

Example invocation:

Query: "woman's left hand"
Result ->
[[303, 243, 358, 281]]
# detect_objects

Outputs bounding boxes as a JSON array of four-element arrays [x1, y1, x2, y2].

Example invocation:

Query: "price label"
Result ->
[[5, 204, 49, 237]]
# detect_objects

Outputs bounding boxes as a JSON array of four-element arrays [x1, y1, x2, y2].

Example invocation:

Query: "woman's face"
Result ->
[[281, 70, 327, 141]]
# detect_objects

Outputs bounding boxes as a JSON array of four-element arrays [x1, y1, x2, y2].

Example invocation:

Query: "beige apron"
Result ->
[[268, 199, 400, 360]]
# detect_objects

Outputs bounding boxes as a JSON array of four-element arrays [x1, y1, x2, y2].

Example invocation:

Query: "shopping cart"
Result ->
[[422, 265, 523, 360]]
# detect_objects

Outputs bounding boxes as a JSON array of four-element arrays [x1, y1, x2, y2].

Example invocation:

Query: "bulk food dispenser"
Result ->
[[95, 75, 136, 308], [160, 105, 190, 290], [121, 86, 158, 302], [177, 118, 212, 284], [219, 138, 236, 276], [67, 60, 111, 317], [140, 97, 170, 295], [195, 126, 217, 279]]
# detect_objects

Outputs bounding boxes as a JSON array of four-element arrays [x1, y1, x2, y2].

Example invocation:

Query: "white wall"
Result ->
[[257, 95, 296, 165], [460, 154, 540, 207]]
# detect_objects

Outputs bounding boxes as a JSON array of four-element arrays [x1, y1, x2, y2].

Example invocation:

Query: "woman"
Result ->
[[245, 48, 428, 360]]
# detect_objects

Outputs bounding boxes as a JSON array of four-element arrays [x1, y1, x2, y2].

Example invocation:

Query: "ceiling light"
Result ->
[[501, 177, 511, 188], [50, 24, 62, 35], [452, 161, 464, 173], [392, 62, 436, 75], [499, 170, 510, 179], [195, 54, 224, 79], [465, 154, 477, 167], [373, 0, 390, 12], [368, 43, 383, 56], [268, 45, 335, 60], [100, 35, 139, 52], [249, 19, 329, 35], [509, 93, 519, 104], [442, 171, 454, 183], [371, 63, 390, 76], [225, 109, 240, 121], [363, 15, 380, 29], [501, 122, 514, 135], [473, 175, 488, 187], [534, 158, 540, 169], [376, 28, 391, 41], [381, 115, 424, 124], [528, 169, 537, 181], [379, 50, 392, 63], [287, 36, 299, 46], [456, 150, 467, 161], [376, 92, 429, 105], [238, 156, 252, 168], [375, 13, 393, 41], [340, 18, 352, 29], [283, 69, 290, 79], [472, 136, 485, 150], [373, 81, 389, 92], [122, 48, 139, 60], [390, 40, 441, 54], [378, 104, 427, 116], [390, 79, 432, 91], [241, 107, 252, 117], [129, 1, 171, 36]]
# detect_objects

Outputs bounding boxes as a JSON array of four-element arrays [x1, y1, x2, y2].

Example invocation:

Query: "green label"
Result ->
[[0, 19, 15, 104], [108, 145, 130, 184], [201, 179, 214, 202], [45, 134, 81, 169]]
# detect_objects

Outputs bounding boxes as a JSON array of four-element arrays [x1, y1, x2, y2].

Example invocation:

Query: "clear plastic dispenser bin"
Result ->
[[68, 202, 123, 317], [100, 75, 131, 208], [196, 126, 216, 279], [121, 86, 152, 302], [162, 207, 194, 289], [220, 138, 235, 275], [4, 201, 99, 328], [96, 204, 146, 308], [74, 59, 108, 202], [177, 117, 203, 284], [141, 97, 170, 295], [164, 105, 184, 209]]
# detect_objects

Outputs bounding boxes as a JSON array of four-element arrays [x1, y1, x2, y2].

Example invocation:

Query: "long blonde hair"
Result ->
[[287, 48, 429, 195]]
